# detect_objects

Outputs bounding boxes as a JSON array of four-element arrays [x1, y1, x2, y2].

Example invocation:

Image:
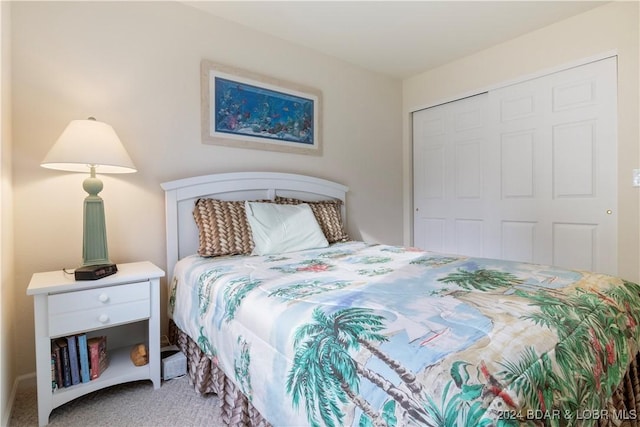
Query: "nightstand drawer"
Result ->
[[48, 281, 150, 337]]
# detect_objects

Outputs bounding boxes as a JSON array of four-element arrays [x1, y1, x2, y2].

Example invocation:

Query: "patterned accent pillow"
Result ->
[[193, 199, 256, 257], [275, 196, 349, 243]]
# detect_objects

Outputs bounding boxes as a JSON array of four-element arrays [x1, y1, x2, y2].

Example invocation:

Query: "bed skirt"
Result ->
[[169, 320, 640, 427], [168, 320, 271, 427]]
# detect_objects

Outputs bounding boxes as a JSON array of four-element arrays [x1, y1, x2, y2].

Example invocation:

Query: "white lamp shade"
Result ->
[[41, 118, 137, 174]]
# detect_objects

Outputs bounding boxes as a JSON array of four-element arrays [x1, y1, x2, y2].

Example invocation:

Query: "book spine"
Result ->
[[51, 341, 63, 389], [98, 336, 109, 375], [51, 357, 56, 391], [58, 340, 71, 387], [67, 335, 80, 385], [88, 339, 100, 380], [77, 334, 90, 383]]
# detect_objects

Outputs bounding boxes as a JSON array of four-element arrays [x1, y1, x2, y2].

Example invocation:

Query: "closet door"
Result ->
[[413, 94, 489, 257], [413, 57, 618, 274], [488, 57, 618, 273]]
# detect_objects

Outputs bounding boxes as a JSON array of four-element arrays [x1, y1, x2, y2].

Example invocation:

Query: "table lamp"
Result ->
[[41, 117, 136, 279]]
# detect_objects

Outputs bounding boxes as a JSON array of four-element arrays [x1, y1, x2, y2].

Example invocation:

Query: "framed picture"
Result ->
[[201, 60, 322, 155]]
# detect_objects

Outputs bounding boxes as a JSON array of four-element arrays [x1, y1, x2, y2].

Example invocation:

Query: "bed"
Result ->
[[162, 172, 640, 427]]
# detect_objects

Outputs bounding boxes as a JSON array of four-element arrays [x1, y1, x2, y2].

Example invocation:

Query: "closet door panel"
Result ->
[[413, 94, 489, 255]]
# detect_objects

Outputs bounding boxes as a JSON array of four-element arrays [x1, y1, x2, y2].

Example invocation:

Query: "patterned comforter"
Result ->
[[169, 241, 640, 427]]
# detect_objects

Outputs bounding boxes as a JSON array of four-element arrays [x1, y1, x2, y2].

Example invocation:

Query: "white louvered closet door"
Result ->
[[413, 57, 618, 275]]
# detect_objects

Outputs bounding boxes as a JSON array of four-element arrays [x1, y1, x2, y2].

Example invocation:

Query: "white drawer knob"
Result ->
[[98, 314, 109, 323], [98, 293, 109, 303]]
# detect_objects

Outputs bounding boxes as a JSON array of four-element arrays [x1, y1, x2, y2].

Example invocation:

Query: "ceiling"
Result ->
[[185, 1, 606, 79]]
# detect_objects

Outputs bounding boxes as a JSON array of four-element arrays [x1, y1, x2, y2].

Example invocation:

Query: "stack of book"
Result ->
[[50, 334, 108, 390]]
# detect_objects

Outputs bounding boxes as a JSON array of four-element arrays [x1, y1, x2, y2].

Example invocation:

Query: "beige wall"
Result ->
[[402, 1, 640, 282], [10, 1, 403, 377], [1, 0, 15, 423]]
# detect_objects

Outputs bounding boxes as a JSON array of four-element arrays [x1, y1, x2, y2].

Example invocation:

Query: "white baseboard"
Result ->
[[3, 372, 36, 427]]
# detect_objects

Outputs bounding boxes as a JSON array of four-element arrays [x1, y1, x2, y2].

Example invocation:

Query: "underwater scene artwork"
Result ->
[[214, 77, 315, 145]]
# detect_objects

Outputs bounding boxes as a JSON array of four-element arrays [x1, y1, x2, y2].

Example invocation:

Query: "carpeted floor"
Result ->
[[8, 375, 224, 427]]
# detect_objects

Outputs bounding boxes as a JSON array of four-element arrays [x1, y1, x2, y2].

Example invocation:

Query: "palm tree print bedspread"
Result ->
[[169, 241, 640, 426]]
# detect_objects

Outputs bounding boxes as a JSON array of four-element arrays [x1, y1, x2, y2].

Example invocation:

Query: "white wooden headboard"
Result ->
[[161, 172, 348, 279]]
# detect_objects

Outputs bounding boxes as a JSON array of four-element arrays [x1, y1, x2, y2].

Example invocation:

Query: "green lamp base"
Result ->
[[81, 166, 113, 267]]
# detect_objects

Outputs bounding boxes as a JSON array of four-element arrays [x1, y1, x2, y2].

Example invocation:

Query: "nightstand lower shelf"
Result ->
[[51, 345, 154, 408]]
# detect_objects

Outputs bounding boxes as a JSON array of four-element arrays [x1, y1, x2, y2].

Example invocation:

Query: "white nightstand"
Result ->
[[27, 261, 165, 426]]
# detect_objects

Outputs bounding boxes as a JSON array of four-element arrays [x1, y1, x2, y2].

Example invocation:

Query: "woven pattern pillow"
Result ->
[[275, 196, 349, 243], [193, 199, 255, 257]]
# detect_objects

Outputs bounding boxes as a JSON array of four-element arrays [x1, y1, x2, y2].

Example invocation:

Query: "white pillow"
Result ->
[[245, 201, 329, 255]]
